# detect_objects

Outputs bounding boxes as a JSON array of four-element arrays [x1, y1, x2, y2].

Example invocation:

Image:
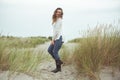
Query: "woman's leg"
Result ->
[[52, 40, 62, 60], [48, 44, 55, 59], [51, 39, 63, 73]]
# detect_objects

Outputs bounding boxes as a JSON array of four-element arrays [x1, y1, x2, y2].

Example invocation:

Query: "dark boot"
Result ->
[[51, 60, 58, 72], [51, 60, 63, 73], [59, 60, 63, 64], [51, 65, 61, 73]]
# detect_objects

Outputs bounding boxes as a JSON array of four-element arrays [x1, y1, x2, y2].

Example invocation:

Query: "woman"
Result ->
[[48, 7, 64, 73]]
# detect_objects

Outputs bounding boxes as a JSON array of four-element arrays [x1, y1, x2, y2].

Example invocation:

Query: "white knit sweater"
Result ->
[[52, 18, 63, 41]]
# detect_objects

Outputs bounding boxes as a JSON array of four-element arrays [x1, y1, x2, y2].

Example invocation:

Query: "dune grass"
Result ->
[[0, 36, 49, 48], [72, 24, 120, 80], [60, 45, 70, 65], [0, 36, 49, 76], [60, 44, 77, 65]]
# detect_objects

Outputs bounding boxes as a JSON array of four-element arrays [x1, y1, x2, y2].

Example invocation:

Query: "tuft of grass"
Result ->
[[60, 43, 78, 65], [0, 36, 48, 76], [73, 24, 120, 80], [60, 45, 70, 65], [8, 48, 45, 73]]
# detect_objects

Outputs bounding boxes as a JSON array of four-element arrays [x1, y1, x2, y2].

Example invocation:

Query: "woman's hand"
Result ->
[[51, 40, 55, 45]]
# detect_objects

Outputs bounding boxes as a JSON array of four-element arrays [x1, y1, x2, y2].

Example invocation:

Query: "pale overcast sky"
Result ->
[[0, 0, 120, 41]]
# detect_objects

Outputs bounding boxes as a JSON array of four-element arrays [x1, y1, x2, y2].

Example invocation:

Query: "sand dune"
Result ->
[[0, 42, 120, 80]]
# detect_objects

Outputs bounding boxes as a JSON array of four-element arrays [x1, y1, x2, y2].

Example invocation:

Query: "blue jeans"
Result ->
[[48, 36, 63, 60]]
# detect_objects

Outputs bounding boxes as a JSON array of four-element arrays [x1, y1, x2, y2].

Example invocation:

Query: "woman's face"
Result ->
[[55, 9, 62, 17]]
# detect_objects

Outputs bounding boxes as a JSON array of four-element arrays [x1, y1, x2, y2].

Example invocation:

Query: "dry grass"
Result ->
[[72, 24, 120, 80], [0, 36, 48, 76]]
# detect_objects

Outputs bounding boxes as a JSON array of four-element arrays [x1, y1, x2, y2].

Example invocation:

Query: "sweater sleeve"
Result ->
[[52, 18, 62, 40]]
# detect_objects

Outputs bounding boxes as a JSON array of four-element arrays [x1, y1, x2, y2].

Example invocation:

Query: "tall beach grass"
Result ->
[[0, 36, 48, 76], [72, 24, 120, 80]]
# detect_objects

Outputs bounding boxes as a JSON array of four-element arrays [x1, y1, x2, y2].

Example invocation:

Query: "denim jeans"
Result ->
[[48, 36, 63, 60]]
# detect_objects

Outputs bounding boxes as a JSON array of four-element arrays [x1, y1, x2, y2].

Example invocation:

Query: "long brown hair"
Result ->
[[52, 8, 63, 24]]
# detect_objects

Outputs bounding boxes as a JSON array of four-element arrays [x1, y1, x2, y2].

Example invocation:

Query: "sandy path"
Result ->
[[36, 60, 78, 80], [33, 42, 79, 80]]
